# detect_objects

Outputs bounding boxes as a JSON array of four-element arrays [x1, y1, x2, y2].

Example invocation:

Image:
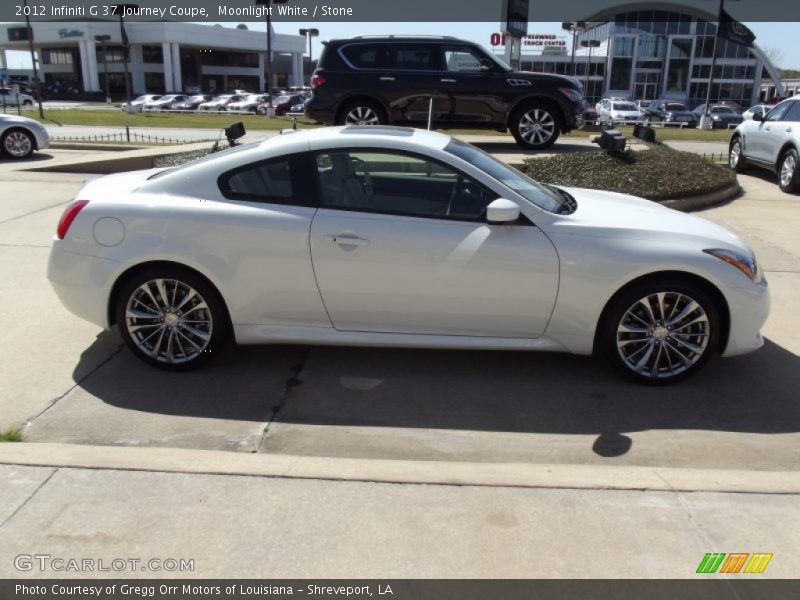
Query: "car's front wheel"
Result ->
[[729, 136, 748, 173], [778, 148, 800, 194], [116, 267, 229, 370], [599, 279, 720, 384], [1, 128, 35, 159], [510, 103, 561, 150]]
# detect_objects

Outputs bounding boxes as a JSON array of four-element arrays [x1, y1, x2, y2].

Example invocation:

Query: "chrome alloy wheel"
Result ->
[[345, 106, 380, 125], [616, 292, 710, 379], [781, 153, 796, 188], [124, 278, 213, 364], [3, 131, 33, 158], [517, 108, 556, 146], [729, 140, 741, 168]]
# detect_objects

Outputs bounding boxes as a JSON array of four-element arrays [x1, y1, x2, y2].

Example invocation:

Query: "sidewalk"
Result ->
[[0, 444, 798, 579]]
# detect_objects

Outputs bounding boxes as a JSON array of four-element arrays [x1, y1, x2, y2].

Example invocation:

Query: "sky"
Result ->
[[3, 21, 798, 70]]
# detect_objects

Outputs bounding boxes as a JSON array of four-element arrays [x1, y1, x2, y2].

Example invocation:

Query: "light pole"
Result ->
[[580, 39, 601, 100], [299, 28, 319, 84], [116, 4, 138, 141], [22, 0, 44, 118], [94, 35, 111, 103], [255, 0, 289, 110], [561, 21, 586, 77]]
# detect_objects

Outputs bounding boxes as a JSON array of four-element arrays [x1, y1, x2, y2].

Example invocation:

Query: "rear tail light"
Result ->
[[56, 200, 89, 239], [311, 72, 326, 89]]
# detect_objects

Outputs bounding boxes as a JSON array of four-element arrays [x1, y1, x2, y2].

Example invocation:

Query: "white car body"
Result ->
[[742, 104, 772, 120], [197, 95, 245, 111], [0, 114, 50, 158], [227, 94, 269, 112], [596, 99, 645, 125], [0, 88, 35, 106], [48, 127, 769, 382], [143, 94, 189, 111], [120, 95, 162, 111]]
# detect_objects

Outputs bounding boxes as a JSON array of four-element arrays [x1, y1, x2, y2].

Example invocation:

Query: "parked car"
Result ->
[[729, 97, 800, 193], [227, 94, 270, 113], [120, 94, 162, 110], [197, 94, 247, 111], [0, 87, 35, 107], [143, 94, 189, 111], [646, 100, 697, 127], [715, 100, 744, 114], [742, 104, 772, 120], [635, 99, 653, 113], [691, 104, 744, 128], [305, 36, 584, 150], [172, 95, 214, 111], [582, 105, 599, 126], [48, 126, 769, 384], [0, 114, 50, 159], [290, 98, 310, 114], [260, 94, 306, 116], [595, 99, 644, 125]]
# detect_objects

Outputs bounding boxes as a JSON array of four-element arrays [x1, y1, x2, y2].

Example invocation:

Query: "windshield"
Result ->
[[613, 102, 637, 111], [665, 103, 686, 111], [711, 106, 735, 114], [444, 139, 562, 213]]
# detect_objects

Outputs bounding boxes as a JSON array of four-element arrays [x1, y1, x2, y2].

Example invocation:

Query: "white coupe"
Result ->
[[48, 127, 769, 384]]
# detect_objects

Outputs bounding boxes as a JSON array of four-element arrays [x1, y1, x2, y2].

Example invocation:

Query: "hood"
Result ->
[[552, 186, 749, 253], [506, 70, 580, 87]]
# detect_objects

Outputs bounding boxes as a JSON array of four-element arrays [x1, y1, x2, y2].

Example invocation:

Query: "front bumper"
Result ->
[[721, 278, 770, 357], [33, 126, 50, 150]]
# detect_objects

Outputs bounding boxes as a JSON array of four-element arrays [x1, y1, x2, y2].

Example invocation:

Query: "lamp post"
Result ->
[[94, 35, 111, 103], [561, 21, 586, 77], [580, 39, 601, 100], [299, 28, 319, 84], [116, 4, 138, 141], [255, 0, 289, 110], [22, 0, 44, 118]]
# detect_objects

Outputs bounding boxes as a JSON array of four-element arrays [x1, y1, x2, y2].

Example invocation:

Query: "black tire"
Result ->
[[336, 99, 385, 126], [598, 278, 721, 385], [1, 128, 35, 159], [778, 148, 800, 194], [115, 266, 229, 371], [510, 101, 562, 150], [23, 99, 33, 107], [729, 136, 748, 173]]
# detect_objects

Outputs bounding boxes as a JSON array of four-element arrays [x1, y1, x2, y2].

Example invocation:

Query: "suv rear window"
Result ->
[[340, 43, 386, 69]]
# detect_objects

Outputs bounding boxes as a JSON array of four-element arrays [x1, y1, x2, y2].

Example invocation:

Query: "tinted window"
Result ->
[[443, 47, 483, 73], [766, 100, 795, 122], [315, 150, 496, 220], [340, 43, 385, 69], [218, 155, 314, 206], [783, 101, 800, 122], [665, 103, 687, 110], [387, 44, 440, 71]]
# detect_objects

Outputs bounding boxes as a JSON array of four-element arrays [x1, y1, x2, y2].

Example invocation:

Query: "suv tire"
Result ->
[[778, 148, 799, 194], [510, 102, 561, 150], [337, 100, 385, 126]]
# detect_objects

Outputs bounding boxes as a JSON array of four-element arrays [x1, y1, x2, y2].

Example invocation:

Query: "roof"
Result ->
[[260, 126, 453, 152]]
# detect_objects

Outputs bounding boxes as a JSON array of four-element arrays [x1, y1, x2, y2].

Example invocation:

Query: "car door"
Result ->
[[747, 99, 794, 162], [378, 42, 449, 123], [308, 148, 559, 338], [436, 45, 505, 126]]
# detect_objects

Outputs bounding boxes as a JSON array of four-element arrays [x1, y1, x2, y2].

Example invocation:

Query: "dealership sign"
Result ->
[[58, 28, 84, 39], [490, 33, 567, 48]]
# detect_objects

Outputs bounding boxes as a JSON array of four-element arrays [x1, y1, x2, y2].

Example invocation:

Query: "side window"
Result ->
[[340, 44, 385, 69], [219, 156, 312, 206], [781, 101, 800, 123], [765, 100, 793, 122], [387, 44, 440, 71], [443, 46, 483, 73], [315, 150, 498, 221]]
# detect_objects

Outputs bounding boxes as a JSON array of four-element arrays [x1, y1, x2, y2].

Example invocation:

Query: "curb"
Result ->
[[49, 142, 147, 151], [661, 182, 742, 212], [1, 443, 798, 494]]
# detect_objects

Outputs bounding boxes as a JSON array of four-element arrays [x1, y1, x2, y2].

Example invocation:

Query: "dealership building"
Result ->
[[0, 21, 306, 95], [493, 8, 783, 108]]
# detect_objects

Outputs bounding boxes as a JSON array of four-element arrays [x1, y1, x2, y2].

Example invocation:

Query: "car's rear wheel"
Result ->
[[116, 267, 229, 370], [23, 99, 33, 107], [1, 128, 35, 159], [778, 148, 800, 194], [599, 280, 720, 385], [510, 102, 561, 150], [729, 136, 748, 173], [338, 100, 384, 126]]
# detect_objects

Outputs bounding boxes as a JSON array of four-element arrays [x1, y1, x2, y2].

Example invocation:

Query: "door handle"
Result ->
[[326, 235, 370, 247], [440, 78, 456, 83], [379, 76, 395, 81], [787, 127, 793, 133]]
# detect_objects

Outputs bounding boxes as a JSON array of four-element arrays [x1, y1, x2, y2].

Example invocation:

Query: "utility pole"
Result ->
[[22, 0, 44, 118], [299, 28, 319, 85], [95, 35, 111, 103]]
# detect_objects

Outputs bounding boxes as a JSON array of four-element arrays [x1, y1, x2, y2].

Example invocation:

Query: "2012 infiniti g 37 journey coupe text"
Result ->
[[48, 127, 769, 384]]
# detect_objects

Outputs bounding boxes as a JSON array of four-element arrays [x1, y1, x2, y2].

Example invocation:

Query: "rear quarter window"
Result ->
[[340, 44, 386, 69]]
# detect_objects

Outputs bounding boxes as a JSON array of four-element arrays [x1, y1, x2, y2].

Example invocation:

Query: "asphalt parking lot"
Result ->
[[1, 150, 798, 473]]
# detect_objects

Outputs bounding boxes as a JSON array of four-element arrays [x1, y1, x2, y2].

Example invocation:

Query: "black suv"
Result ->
[[305, 36, 585, 150]]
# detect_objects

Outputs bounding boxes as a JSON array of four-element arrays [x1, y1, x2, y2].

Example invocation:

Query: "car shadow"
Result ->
[[74, 332, 800, 439], [0, 152, 57, 163]]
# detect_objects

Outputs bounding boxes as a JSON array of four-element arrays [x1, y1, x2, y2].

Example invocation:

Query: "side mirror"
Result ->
[[752, 112, 765, 122], [479, 59, 493, 75], [486, 198, 520, 224]]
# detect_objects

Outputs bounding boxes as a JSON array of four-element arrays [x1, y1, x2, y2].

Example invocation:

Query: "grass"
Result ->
[[24, 108, 320, 131], [0, 428, 23, 443], [522, 142, 736, 200]]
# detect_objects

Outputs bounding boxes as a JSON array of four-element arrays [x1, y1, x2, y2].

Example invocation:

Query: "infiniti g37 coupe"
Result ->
[[48, 127, 769, 384]]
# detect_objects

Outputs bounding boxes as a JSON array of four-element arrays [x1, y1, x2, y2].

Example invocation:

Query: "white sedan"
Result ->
[[48, 127, 769, 384]]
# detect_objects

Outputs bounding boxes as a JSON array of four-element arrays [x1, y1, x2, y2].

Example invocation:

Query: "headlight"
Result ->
[[665, 113, 674, 121], [704, 248, 760, 281], [558, 87, 583, 103]]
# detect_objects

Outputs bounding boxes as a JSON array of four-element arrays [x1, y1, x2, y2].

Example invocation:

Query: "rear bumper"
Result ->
[[305, 96, 337, 124], [721, 278, 771, 357]]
